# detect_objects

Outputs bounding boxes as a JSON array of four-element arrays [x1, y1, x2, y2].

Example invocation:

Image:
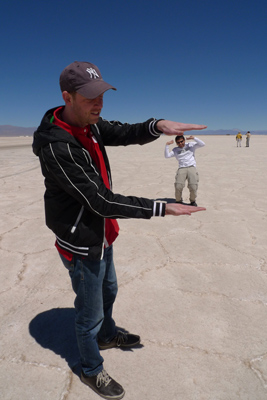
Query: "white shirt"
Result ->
[[164, 137, 205, 168]]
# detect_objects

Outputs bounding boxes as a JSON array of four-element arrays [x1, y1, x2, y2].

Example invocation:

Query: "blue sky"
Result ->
[[1, 0, 266, 130]]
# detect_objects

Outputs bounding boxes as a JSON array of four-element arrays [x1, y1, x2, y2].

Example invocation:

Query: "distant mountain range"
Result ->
[[0, 125, 36, 137], [202, 129, 267, 135], [0, 124, 266, 137]]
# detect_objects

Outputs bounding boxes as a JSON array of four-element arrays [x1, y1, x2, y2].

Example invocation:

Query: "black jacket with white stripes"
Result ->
[[32, 107, 166, 260]]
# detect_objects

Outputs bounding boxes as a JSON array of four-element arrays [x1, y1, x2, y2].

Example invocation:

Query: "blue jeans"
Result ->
[[59, 245, 118, 376]]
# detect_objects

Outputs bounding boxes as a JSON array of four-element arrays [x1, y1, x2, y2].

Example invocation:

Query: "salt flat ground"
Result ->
[[0, 135, 266, 400]]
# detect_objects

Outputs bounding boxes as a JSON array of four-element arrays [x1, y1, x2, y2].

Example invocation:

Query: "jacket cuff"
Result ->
[[149, 119, 164, 137], [153, 201, 166, 217]]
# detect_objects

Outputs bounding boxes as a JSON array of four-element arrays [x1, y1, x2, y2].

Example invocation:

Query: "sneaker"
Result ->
[[98, 330, 140, 350], [190, 201, 198, 206], [81, 369, 125, 399]]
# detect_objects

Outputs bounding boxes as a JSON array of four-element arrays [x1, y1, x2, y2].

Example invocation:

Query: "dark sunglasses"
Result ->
[[176, 139, 185, 144]]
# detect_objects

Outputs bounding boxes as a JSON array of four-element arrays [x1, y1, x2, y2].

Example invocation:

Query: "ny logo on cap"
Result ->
[[86, 68, 99, 79]]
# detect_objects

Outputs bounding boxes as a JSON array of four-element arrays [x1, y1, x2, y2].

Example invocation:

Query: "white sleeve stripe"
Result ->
[[153, 201, 165, 217], [97, 193, 151, 213], [149, 119, 161, 137]]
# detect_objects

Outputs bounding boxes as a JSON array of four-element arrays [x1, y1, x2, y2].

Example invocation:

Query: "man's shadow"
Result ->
[[29, 308, 81, 375], [29, 307, 143, 377]]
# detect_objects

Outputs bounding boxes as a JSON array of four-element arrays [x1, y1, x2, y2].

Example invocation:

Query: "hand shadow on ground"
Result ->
[[29, 307, 143, 377]]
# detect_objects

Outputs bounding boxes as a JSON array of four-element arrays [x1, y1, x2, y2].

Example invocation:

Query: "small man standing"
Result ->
[[165, 135, 205, 206], [236, 132, 242, 147], [245, 131, 251, 147]]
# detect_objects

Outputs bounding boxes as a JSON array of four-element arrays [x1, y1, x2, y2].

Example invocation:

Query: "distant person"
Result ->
[[32, 60, 207, 400], [165, 135, 205, 206], [245, 131, 251, 147], [236, 132, 242, 147]]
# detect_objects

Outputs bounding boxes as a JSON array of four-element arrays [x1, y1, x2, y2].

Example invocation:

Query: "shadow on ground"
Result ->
[[29, 307, 144, 377], [29, 307, 81, 375]]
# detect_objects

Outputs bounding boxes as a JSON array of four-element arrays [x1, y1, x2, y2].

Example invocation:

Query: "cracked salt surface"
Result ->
[[1, 136, 267, 400]]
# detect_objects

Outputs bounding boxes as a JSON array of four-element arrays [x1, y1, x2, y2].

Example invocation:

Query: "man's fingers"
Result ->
[[165, 204, 206, 216], [157, 120, 207, 136], [182, 206, 206, 214], [189, 206, 206, 212], [181, 124, 207, 131]]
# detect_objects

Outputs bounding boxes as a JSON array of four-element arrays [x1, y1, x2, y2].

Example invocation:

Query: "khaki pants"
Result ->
[[174, 166, 199, 202]]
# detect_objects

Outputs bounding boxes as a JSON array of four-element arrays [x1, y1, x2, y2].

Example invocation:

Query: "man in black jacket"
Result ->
[[33, 61, 206, 400]]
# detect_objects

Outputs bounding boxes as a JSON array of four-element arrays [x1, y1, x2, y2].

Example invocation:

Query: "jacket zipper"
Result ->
[[71, 206, 84, 233], [100, 218, 105, 259]]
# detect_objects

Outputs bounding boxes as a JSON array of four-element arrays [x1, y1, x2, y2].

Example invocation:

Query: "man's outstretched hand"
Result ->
[[157, 120, 207, 136], [165, 203, 206, 216]]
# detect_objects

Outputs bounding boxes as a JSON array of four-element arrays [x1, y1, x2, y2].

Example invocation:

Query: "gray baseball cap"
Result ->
[[59, 61, 116, 99]]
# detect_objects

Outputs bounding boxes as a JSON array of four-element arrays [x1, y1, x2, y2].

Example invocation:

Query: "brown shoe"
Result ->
[[81, 369, 125, 399]]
